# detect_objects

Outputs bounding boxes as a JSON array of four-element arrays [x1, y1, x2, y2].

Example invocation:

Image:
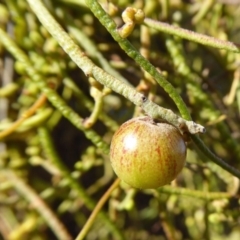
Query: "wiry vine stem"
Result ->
[[76, 178, 121, 240], [24, 0, 204, 134], [144, 18, 240, 52], [38, 127, 124, 240], [158, 185, 233, 200], [1, 169, 73, 240], [0, 28, 109, 153], [85, 0, 191, 120]]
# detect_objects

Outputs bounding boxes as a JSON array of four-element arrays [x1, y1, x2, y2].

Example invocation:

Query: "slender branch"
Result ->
[[0, 108, 53, 132], [0, 82, 19, 97], [164, 36, 240, 178], [75, 178, 121, 240], [83, 78, 104, 128], [24, 0, 204, 134], [192, 0, 215, 24], [0, 94, 47, 139], [0, 28, 109, 153], [63, 78, 119, 132], [1, 169, 73, 240], [191, 135, 240, 179], [85, 0, 191, 120], [68, 26, 132, 86], [158, 185, 234, 200], [144, 18, 240, 53], [38, 127, 124, 240]]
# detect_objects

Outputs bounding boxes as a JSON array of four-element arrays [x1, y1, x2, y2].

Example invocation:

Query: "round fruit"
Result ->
[[110, 116, 186, 189]]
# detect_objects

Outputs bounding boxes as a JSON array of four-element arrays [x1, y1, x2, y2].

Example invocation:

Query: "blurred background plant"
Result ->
[[0, 0, 240, 239]]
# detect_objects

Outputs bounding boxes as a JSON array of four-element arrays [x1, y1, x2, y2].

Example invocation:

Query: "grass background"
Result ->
[[0, 0, 240, 239]]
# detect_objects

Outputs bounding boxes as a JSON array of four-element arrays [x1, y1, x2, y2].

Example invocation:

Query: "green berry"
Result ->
[[110, 116, 186, 189]]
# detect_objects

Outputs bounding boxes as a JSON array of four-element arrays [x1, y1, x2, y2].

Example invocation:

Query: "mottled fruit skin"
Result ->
[[110, 116, 186, 189]]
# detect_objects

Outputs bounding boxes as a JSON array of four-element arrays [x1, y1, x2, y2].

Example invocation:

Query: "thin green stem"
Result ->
[[158, 185, 233, 200], [1, 169, 73, 240], [0, 83, 19, 97], [38, 127, 125, 240], [85, 0, 191, 120], [192, 0, 215, 24], [0, 94, 47, 139], [68, 26, 132, 86], [38, 127, 96, 207], [63, 78, 119, 132], [165, 36, 240, 179], [0, 28, 109, 153], [75, 178, 121, 240], [191, 135, 240, 179], [23, 0, 204, 134], [0, 108, 52, 132], [83, 94, 103, 128], [144, 18, 240, 53]]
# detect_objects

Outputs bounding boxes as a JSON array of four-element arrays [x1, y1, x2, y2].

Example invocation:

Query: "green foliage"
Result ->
[[0, 0, 240, 239]]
